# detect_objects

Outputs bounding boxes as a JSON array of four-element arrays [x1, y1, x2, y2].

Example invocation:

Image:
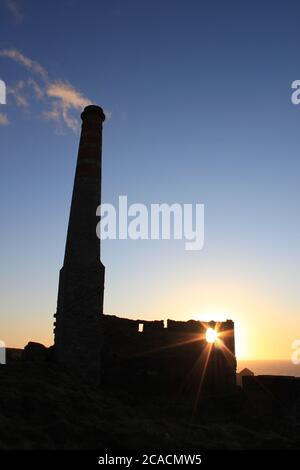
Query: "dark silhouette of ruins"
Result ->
[[102, 316, 236, 394], [53, 104, 237, 391]]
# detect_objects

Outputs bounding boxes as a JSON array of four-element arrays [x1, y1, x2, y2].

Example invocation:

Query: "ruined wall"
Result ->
[[101, 315, 236, 396]]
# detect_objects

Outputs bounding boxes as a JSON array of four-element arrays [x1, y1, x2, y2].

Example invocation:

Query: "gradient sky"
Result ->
[[0, 0, 300, 360]]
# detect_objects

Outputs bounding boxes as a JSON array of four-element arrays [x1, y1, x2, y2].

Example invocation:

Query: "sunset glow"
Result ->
[[0, 1, 299, 367]]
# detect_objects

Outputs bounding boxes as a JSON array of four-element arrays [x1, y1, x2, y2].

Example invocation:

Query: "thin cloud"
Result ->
[[46, 81, 92, 132], [7, 80, 29, 107], [47, 81, 91, 109], [28, 78, 44, 99], [44, 81, 92, 132], [0, 48, 111, 133], [0, 112, 10, 125], [3, 0, 23, 24], [0, 49, 48, 81]]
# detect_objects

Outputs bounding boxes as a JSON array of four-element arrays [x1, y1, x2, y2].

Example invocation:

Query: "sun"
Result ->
[[205, 327, 219, 343]]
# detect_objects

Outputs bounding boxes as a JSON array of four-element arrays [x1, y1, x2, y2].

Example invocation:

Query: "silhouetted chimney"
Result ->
[[54, 105, 105, 380]]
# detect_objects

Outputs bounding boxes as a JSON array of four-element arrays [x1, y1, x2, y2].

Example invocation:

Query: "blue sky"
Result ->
[[0, 0, 300, 360]]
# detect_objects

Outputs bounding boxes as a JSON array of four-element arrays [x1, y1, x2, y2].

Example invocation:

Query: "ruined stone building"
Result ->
[[53, 105, 237, 391], [102, 316, 236, 394]]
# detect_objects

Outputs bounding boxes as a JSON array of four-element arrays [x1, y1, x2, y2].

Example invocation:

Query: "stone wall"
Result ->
[[101, 315, 236, 396]]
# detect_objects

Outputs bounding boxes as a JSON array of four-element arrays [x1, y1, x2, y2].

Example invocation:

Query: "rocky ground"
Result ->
[[0, 362, 300, 450]]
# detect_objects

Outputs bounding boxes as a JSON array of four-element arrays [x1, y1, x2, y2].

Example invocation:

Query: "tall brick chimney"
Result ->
[[54, 105, 105, 379]]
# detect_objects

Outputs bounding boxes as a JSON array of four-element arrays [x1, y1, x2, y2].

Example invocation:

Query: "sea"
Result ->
[[237, 360, 300, 377]]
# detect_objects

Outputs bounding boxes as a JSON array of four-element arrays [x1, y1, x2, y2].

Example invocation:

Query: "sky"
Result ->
[[0, 0, 300, 361]]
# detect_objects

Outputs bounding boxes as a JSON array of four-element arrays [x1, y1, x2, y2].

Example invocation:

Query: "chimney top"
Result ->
[[81, 105, 105, 122]]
